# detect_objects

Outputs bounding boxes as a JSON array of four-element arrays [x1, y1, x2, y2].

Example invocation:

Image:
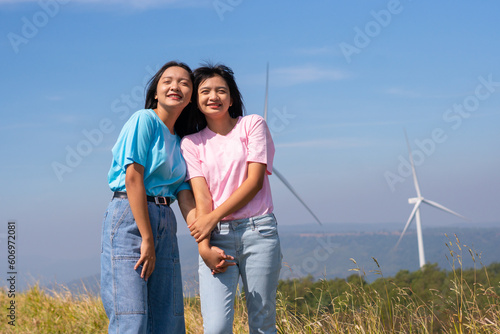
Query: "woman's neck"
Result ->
[[154, 106, 181, 135], [206, 114, 239, 136]]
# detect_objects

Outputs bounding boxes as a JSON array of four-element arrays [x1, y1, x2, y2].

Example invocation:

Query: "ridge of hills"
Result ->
[[59, 224, 499, 296]]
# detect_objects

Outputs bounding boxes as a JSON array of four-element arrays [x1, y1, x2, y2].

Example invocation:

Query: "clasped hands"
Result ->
[[189, 213, 235, 274]]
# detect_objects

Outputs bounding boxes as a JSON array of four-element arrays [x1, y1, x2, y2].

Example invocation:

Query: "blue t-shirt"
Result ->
[[108, 109, 190, 201]]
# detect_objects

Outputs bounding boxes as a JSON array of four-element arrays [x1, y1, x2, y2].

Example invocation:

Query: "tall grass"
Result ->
[[0, 284, 108, 334], [1, 239, 498, 333]]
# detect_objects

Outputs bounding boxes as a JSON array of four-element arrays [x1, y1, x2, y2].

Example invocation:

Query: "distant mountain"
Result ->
[[58, 224, 500, 296], [275, 225, 500, 282], [47, 274, 101, 296], [178, 224, 500, 289]]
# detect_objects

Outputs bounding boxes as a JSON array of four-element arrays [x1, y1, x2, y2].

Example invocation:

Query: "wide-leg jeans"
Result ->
[[100, 197, 185, 334], [199, 213, 282, 334]]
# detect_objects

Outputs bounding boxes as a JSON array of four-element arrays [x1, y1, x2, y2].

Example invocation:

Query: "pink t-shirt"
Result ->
[[180, 114, 275, 220]]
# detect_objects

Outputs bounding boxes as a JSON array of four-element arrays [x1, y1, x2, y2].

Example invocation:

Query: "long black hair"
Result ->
[[144, 60, 194, 138], [184, 63, 245, 136]]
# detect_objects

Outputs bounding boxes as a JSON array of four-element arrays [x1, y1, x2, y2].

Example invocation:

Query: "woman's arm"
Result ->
[[189, 162, 267, 242], [177, 189, 196, 226], [190, 176, 235, 273], [125, 162, 156, 280]]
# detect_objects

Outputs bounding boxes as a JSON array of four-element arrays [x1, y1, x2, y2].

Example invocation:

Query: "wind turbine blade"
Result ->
[[395, 200, 422, 249], [272, 167, 323, 225], [263, 64, 321, 225], [404, 130, 422, 198], [422, 198, 468, 220], [263, 62, 269, 122]]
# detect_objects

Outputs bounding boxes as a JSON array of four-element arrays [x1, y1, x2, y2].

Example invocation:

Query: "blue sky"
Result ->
[[1, 0, 499, 286]]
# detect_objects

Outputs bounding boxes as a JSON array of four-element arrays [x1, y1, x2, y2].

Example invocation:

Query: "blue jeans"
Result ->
[[100, 197, 185, 334], [199, 213, 282, 334]]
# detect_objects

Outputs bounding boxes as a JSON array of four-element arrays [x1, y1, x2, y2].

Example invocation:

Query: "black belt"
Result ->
[[113, 191, 171, 206]]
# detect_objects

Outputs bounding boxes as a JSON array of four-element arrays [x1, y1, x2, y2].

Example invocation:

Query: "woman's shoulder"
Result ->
[[124, 109, 160, 128], [180, 130, 203, 147], [130, 109, 157, 121], [238, 114, 269, 132], [242, 113, 265, 122], [239, 114, 266, 128]]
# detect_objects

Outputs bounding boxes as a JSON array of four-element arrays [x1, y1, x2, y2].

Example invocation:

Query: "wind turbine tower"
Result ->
[[395, 132, 467, 268]]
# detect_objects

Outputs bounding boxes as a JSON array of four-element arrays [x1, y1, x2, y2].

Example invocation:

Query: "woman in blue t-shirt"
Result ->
[[100, 61, 197, 333]]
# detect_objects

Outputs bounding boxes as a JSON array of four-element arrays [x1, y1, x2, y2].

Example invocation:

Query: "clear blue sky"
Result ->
[[1, 0, 499, 286]]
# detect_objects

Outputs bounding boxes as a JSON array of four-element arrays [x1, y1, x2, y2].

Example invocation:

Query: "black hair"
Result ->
[[184, 63, 245, 135], [144, 60, 194, 138]]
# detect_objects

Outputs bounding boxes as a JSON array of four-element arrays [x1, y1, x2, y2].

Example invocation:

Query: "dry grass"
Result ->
[[1, 239, 498, 333], [0, 284, 108, 334], [2, 276, 498, 334]]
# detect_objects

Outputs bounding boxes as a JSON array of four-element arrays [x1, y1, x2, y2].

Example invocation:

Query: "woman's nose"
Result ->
[[208, 91, 218, 100], [170, 81, 179, 91]]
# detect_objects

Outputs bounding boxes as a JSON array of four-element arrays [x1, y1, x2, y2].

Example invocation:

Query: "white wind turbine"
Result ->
[[395, 131, 467, 268], [263, 64, 322, 226]]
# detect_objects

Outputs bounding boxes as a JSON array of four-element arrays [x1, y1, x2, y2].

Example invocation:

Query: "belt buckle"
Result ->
[[154, 196, 168, 205]]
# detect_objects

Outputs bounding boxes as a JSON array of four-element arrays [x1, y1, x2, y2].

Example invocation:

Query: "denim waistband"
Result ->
[[216, 213, 276, 231]]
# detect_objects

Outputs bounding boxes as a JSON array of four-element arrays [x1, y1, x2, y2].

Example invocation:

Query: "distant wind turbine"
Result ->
[[395, 131, 467, 268], [263, 64, 322, 226]]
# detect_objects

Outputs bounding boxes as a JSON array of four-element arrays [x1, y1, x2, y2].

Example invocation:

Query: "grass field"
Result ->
[[1, 240, 499, 333], [2, 274, 498, 333]]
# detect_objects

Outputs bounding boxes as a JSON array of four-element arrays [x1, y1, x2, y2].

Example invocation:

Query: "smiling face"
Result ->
[[197, 74, 233, 119], [155, 66, 193, 113]]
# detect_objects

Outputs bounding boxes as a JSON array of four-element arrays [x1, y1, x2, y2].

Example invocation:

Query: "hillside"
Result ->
[[178, 224, 500, 294], [3, 256, 499, 333], [55, 224, 499, 296]]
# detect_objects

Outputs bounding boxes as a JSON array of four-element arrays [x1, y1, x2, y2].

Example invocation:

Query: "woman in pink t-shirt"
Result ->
[[180, 64, 282, 333]]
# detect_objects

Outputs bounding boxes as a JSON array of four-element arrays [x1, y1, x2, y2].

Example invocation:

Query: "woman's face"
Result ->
[[155, 66, 193, 112], [197, 75, 232, 118]]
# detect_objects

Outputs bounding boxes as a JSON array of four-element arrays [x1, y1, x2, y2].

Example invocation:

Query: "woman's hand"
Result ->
[[134, 237, 156, 280], [189, 212, 219, 242], [199, 244, 235, 274]]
